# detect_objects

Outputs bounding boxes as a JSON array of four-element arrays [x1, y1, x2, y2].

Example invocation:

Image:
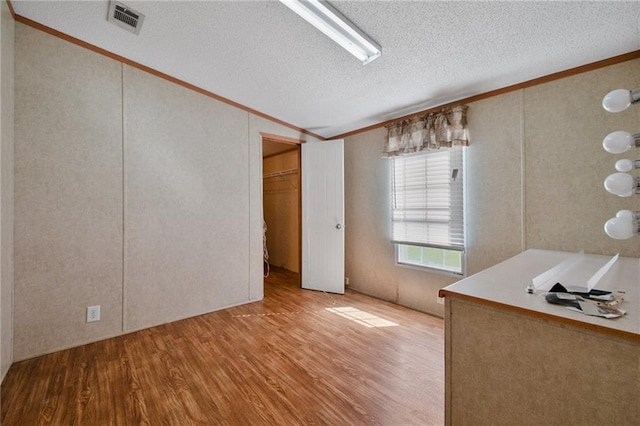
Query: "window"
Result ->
[[391, 147, 465, 275]]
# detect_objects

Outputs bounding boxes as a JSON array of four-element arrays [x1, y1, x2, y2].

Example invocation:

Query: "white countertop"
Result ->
[[440, 249, 640, 339]]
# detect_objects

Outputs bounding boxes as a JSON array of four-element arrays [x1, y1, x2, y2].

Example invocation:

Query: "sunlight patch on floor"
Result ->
[[325, 307, 399, 328]]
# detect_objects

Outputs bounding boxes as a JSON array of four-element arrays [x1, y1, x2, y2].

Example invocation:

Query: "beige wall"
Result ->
[[0, 0, 14, 382], [345, 59, 640, 317], [263, 149, 300, 273], [123, 65, 253, 332], [15, 24, 125, 359], [524, 62, 640, 254], [13, 23, 316, 360]]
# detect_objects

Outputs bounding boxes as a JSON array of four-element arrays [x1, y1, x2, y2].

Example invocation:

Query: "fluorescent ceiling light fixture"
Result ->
[[279, 0, 382, 65]]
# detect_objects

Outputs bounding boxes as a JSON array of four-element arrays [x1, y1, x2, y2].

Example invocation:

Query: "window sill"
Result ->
[[395, 261, 466, 278]]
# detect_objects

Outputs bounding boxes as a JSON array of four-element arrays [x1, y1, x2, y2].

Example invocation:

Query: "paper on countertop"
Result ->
[[566, 301, 626, 319], [532, 251, 619, 292], [586, 254, 619, 291], [532, 251, 583, 291]]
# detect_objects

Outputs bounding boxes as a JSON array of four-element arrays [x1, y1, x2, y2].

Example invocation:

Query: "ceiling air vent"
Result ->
[[107, 1, 145, 35]]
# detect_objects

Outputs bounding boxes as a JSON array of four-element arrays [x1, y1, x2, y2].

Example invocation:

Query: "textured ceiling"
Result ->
[[12, 0, 640, 139]]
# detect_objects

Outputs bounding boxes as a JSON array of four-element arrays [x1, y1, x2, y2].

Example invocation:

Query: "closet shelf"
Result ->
[[263, 168, 299, 179]]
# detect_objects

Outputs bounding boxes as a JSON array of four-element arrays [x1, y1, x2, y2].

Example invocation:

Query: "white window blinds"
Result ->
[[391, 147, 465, 250]]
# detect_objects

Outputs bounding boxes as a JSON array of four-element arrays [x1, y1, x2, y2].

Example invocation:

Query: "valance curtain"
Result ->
[[383, 104, 469, 156]]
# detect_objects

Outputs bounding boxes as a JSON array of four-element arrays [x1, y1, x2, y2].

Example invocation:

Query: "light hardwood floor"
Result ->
[[1, 267, 444, 425]]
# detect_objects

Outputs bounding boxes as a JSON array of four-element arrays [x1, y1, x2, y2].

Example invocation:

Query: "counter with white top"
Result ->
[[439, 249, 639, 425]]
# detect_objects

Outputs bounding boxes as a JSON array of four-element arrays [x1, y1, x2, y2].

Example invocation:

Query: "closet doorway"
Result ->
[[261, 133, 302, 285]]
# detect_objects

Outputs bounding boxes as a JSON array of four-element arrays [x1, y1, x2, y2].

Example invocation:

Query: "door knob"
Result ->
[[336, 224, 342, 230]]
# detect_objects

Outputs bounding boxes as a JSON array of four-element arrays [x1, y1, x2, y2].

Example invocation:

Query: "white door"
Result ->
[[301, 139, 345, 294]]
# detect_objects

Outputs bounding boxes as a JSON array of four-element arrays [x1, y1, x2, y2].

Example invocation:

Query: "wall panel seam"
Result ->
[[248, 113, 251, 300], [121, 63, 126, 333], [520, 89, 526, 251]]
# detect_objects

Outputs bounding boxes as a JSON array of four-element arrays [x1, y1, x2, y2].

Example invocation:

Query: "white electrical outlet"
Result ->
[[87, 305, 101, 323], [345, 277, 349, 286], [437, 296, 445, 305]]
